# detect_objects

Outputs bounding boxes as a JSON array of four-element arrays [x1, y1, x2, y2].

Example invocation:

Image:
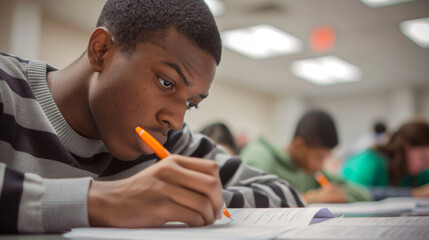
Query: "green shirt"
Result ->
[[343, 149, 429, 187], [240, 137, 372, 202]]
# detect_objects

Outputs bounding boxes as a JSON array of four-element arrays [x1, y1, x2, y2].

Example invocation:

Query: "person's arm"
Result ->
[[369, 187, 412, 201], [323, 172, 373, 202], [240, 140, 273, 172], [171, 125, 305, 208], [369, 183, 429, 201], [0, 163, 92, 233]]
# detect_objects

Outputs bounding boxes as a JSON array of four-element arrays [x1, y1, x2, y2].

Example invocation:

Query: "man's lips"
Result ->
[[136, 131, 167, 155]]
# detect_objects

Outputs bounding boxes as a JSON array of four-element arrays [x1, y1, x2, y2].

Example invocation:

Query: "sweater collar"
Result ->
[[27, 60, 107, 158]]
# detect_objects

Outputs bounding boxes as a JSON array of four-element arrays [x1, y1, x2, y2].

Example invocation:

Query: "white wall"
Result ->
[[306, 91, 390, 155], [41, 16, 88, 68], [10, 0, 42, 60], [272, 96, 307, 146], [301, 87, 428, 163], [184, 79, 276, 142], [0, 0, 14, 53], [416, 86, 429, 121]]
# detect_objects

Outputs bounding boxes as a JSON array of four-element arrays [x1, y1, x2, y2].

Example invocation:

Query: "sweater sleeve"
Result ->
[[324, 171, 373, 202], [169, 125, 306, 208], [0, 163, 92, 233], [240, 140, 274, 173], [220, 157, 305, 208]]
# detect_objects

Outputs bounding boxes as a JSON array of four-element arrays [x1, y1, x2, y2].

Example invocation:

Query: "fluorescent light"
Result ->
[[204, 0, 226, 16], [290, 56, 362, 85], [222, 24, 303, 59], [400, 17, 429, 48], [360, 0, 417, 8]]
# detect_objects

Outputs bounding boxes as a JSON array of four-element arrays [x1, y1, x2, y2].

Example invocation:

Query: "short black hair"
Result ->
[[96, 0, 222, 65], [373, 121, 387, 134], [200, 122, 238, 154], [293, 110, 339, 149]]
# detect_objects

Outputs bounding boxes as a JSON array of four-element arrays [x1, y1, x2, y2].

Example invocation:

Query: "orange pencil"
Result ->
[[315, 172, 330, 188], [135, 126, 231, 219]]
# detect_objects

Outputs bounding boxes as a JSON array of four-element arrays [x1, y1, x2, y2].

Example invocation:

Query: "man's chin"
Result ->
[[112, 148, 157, 161], [107, 147, 143, 161], [112, 152, 138, 161]]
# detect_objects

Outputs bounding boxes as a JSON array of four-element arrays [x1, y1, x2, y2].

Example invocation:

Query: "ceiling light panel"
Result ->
[[290, 56, 362, 85], [400, 17, 429, 48], [204, 0, 226, 16], [360, 0, 417, 8], [222, 24, 303, 59]]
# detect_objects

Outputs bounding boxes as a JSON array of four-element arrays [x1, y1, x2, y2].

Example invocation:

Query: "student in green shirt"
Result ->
[[241, 110, 372, 204], [343, 120, 429, 199]]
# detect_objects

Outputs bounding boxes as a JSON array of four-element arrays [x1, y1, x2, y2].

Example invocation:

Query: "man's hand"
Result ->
[[412, 183, 429, 197], [88, 155, 223, 228], [302, 184, 347, 204]]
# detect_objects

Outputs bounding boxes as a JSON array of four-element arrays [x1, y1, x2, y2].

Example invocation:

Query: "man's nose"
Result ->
[[158, 104, 186, 131]]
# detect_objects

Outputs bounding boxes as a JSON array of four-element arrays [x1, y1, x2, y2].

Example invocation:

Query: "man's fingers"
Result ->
[[157, 201, 206, 227], [155, 157, 223, 219], [168, 155, 220, 176], [155, 181, 215, 225]]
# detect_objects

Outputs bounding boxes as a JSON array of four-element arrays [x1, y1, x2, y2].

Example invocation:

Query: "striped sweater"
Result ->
[[0, 52, 305, 233]]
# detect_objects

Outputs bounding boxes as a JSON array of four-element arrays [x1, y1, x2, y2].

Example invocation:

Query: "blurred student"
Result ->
[[200, 122, 239, 155], [343, 120, 429, 199], [241, 110, 372, 203]]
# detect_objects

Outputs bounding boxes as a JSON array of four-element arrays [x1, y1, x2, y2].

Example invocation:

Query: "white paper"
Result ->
[[309, 197, 420, 216], [278, 225, 429, 240], [63, 207, 333, 240], [226, 207, 334, 227], [317, 216, 429, 226], [278, 216, 429, 240]]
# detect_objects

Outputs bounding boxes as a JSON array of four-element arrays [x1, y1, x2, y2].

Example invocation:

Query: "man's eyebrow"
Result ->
[[161, 60, 190, 86]]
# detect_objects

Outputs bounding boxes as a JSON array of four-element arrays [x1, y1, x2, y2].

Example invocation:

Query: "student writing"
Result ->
[[343, 119, 429, 200], [0, 0, 304, 234], [241, 110, 372, 203]]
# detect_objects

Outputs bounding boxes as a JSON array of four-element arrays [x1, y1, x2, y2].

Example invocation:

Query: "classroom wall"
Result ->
[[0, 0, 13, 52], [184, 79, 276, 142], [295, 86, 429, 163], [416, 86, 429, 121], [306, 91, 390, 156], [40, 16, 88, 68]]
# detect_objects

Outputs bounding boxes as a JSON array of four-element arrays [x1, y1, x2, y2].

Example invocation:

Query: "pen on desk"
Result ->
[[315, 172, 330, 188], [135, 126, 231, 219]]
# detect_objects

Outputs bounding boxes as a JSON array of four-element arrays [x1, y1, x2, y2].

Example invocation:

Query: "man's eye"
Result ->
[[158, 77, 174, 89], [186, 101, 199, 110]]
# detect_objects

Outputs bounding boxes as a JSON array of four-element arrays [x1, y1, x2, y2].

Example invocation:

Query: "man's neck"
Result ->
[[51, 56, 100, 139], [287, 146, 303, 168]]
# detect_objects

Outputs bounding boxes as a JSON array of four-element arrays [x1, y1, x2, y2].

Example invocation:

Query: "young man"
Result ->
[[0, 0, 305, 234], [241, 110, 372, 204]]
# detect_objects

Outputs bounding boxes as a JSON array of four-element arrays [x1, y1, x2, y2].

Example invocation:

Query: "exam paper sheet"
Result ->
[[309, 197, 418, 216], [278, 225, 429, 240], [226, 207, 334, 227], [278, 216, 429, 240], [64, 207, 334, 240]]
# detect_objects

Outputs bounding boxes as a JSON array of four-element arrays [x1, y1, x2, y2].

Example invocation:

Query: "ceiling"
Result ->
[[39, 0, 429, 98]]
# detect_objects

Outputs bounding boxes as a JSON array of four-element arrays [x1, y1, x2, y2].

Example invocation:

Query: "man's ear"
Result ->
[[87, 27, 115, 72], [292, 137, 306, 149]]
